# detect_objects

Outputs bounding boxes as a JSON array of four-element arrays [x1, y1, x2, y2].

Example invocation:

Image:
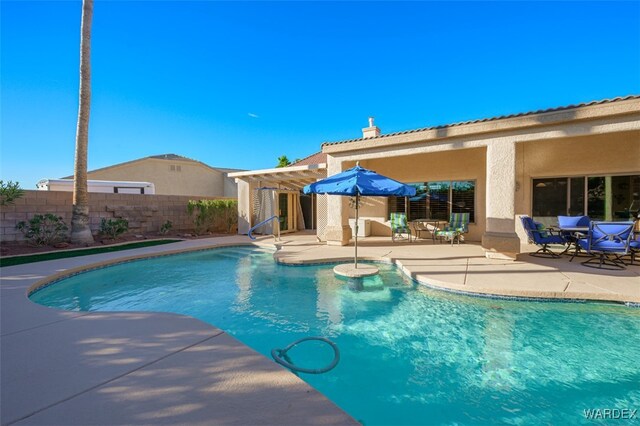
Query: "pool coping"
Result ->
[[25, 239, 640, 307], [0, 236, 360, 426]]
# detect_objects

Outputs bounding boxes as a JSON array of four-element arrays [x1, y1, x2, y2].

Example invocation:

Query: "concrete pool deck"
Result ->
[[1, 233, 638, 425]]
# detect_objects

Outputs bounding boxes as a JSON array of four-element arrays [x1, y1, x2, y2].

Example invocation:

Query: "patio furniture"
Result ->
[[577, 221, 634, 270], [435, 213, 470, 245], [391, 212, 411, 242], [411, 219, 440, 243], [520, 216, 567, 258], [557, 216, 591, 261]]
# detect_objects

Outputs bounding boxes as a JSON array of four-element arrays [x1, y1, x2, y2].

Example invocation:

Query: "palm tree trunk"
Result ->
[[70, 0, 94, 244]]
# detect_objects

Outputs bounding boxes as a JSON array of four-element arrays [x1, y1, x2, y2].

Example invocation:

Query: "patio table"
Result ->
[[410, 219, 440, 243], [558, 226, 590, 261]]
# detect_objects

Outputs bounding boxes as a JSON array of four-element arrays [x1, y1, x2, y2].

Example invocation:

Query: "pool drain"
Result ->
[[271, 337, 340, 374]]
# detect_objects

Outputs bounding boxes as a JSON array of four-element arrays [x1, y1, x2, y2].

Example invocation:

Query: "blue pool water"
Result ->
[[31, 246, 640, 425]]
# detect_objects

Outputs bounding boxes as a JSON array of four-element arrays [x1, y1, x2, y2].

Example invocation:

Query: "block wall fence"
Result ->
[[0, 190, 232, 242]]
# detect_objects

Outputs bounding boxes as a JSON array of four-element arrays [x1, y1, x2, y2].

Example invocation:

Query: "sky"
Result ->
[[1, 1, 639, 188]]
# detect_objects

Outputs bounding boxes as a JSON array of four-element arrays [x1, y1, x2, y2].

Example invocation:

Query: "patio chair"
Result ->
[[390, 212, 411, 242], [520, 216, 566, 258], [577, 221, 634, 270], [435, 213, 470, 245], [557, 215, 590, 231]]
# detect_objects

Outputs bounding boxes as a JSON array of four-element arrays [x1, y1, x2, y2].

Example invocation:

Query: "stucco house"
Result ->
[[64, 154, 242, 198], [231, 95, 640, 260]]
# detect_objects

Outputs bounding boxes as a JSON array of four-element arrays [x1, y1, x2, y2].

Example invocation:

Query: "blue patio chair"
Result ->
[[577, 221, 634, 270], [557, 215, 590, 230], [390, 212, 411, 242], [520, 216, 566, 258], [435, 213, 470, 245]]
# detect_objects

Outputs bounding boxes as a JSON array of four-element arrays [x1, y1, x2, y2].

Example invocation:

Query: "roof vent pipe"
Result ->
[[362, 117, 381, 139]]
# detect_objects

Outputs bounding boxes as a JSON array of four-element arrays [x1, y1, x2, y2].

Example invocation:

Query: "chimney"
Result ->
[[362, 116, 381, 138]]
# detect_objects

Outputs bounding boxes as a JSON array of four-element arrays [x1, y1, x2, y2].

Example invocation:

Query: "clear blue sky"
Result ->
[[2, 1, 639, 188]]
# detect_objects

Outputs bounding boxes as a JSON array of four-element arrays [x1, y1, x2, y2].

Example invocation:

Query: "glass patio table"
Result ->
[[410, 219, 441, 242]]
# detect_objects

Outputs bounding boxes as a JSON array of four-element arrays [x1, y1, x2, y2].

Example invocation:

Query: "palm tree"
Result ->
[[70, 0, 94, 244]]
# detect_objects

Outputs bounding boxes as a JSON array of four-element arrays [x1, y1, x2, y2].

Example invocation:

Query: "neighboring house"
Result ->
[[63, 154, 243, 198], [232, 95, 640, 260]]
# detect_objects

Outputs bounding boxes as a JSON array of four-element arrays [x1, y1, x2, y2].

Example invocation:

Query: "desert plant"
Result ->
[[187, 199, 238, 234], [16, 214, 69, 246], [0, 180, 25, 206], [159, 220, 173, 235], [99, 218, 129, 240]]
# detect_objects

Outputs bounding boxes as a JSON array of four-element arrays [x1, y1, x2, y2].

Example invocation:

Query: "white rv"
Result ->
[[36, 179, 155, 194]]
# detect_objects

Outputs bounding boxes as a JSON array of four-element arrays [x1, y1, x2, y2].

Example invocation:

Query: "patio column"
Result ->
[[236, 178, 252, 235], [482, 140, 521, 260], [324, 156, 352, 246]]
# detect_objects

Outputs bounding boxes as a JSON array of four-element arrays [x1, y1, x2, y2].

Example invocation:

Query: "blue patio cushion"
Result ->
[[581, 221, 634, 254], [557, 215, 590, 228], [521, 216, 564, 245]]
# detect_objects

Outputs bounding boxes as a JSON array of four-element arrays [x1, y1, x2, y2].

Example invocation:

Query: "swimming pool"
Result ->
[[31, 246, 640, 425]]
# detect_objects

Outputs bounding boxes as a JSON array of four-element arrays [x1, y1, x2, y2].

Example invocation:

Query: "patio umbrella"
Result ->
[[303, 162, 416, 268]]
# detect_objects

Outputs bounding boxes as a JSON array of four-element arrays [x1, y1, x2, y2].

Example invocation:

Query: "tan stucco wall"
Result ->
[[87, 158, 229, 197], [514, 130, 640, 240], [346, 148, 486, 241]]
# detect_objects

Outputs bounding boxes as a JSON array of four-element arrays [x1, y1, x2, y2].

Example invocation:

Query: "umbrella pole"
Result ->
[[355, 193, 359, 268]]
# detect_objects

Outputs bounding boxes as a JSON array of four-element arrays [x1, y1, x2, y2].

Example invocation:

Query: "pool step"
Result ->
[[211, 249, 273, 261], [221, 248, 274, 257]]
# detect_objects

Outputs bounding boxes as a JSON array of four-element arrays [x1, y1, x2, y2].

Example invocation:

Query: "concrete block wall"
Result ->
[[0, 190, 231, 242]]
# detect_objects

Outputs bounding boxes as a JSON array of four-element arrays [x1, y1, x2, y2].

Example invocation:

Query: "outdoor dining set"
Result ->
[[390, 212, 470, 246], [520, 215, 640, 270], [390, 211, 639, 270]]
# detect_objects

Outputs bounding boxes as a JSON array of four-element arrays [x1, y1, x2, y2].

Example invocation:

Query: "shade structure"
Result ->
[[303, 164, 416, 270]]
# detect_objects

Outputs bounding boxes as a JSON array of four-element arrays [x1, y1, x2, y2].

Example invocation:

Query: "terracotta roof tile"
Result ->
[[322, 95, 640, 147], [291, 152, 327, 166]]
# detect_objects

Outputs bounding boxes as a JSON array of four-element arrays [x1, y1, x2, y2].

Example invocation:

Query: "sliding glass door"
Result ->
[[532, 174, 639, 226]]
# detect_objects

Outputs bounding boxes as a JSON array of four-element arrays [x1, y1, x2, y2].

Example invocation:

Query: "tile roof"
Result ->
[[322, 95, 640, 147], [64, 154, 244, 178], [291, 152, 327, 166]]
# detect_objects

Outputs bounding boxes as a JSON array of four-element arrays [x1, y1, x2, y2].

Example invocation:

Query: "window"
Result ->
[[389, 180, 475, 223], [170, 165, 182, 172], [532, 174, 640, 225]]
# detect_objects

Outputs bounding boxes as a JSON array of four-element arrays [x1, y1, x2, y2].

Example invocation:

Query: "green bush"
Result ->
[[159, 220, 173, 235], [187, 199, 238, 234], [1, 180, 25, 206], [16, 214, 69, 246], [99, 218, 129, 240]]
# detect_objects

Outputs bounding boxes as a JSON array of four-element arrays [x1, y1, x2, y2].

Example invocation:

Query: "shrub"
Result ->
[[159, 220, 173, 235], [99, 218, 129, 240], [16, 214, 69, 246], [1, 180, 25, 206], [187, 199, 238, 234]]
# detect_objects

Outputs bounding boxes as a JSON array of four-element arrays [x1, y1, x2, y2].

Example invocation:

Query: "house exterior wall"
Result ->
[[351, 148, 486, 241], [514, 130, 640, 241], [320, 98, 640, 258], [87, 158, 229, 197]]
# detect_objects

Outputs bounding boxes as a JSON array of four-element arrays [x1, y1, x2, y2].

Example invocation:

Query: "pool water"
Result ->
[[31, 246, 640, 425]]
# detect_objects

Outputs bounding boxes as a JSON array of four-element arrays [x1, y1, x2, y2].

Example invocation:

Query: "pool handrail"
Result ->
[[248, 215, 280, 241]]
